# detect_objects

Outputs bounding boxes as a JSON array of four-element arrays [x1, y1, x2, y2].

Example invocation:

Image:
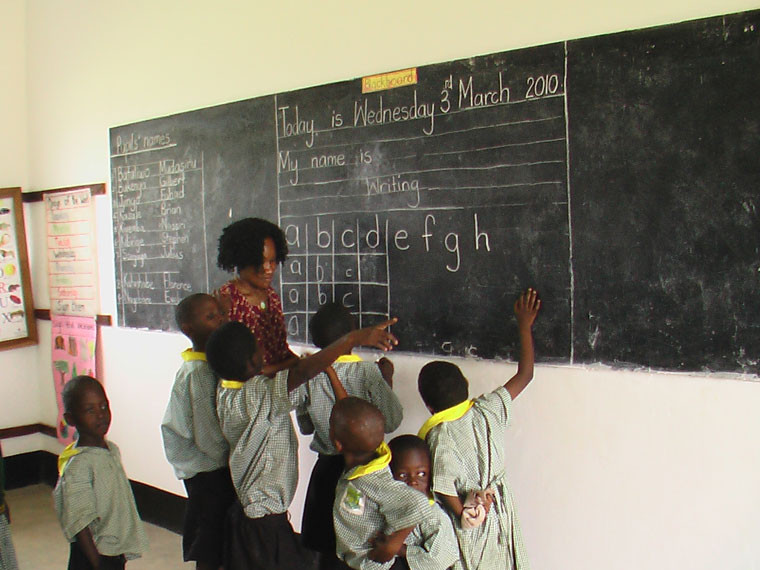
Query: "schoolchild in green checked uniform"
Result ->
[[417, 289, 540, 570]]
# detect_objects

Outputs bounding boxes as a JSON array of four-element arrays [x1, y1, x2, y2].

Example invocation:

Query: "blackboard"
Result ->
[[110, 9, 760, 374]]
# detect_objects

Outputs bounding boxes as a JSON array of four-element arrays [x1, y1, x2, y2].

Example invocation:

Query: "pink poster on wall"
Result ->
[[51, 314, 97, 444]]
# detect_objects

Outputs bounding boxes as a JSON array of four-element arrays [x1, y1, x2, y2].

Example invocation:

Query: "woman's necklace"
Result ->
[[235, 278, 267, 310]]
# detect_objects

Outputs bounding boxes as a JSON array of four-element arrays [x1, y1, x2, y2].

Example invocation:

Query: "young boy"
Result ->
[[53, 375, 148, 569], [0, 446, 19, 570], [331, 398, 445, 570], [291, 302, 403, 568], [387, 435, 460, 570], [206, 317, 397, 570], [417, 288, 540, 570], [161, 293, 235, 570]]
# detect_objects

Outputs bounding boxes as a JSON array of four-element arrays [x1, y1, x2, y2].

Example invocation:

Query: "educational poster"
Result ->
[[45, 188, 98, 317], [51, 314, 97, 444], [0, 187, 36, 348]]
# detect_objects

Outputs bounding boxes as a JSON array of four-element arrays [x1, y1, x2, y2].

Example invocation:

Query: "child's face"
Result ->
[[189, 297, 228, 343], [67, 386, 111, 443], [391, 448, 431, 496]]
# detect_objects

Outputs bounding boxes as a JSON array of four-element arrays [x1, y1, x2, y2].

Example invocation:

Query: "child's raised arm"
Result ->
[[286, 318, 398, 392], [505, 288, 540, 400]]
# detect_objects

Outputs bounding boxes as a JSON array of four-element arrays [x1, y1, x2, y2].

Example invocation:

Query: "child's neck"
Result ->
[[343, 449, 378, 471], [77, 434, 108, 449]]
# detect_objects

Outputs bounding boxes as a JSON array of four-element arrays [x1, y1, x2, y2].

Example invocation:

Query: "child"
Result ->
[[53, 376, 148, 569], [331, 398, 442, 570], [161, 293, 235, 570], [291, 302, 404, 568], [387, 435, 460, 570], [417, 288, 540, 570], [0, 446, 19, 570], [206, 317, 397, 570]]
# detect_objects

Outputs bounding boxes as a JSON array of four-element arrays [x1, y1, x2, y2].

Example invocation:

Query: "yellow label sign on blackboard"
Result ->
[[362, 68, 418, 93]]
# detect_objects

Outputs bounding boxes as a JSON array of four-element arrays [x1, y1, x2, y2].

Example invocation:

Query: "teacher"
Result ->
[[215, 217, 298, 376]]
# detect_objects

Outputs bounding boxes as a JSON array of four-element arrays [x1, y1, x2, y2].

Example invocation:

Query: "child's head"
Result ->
[[418, 361, 469, 414], [62, 375, 111, 443], [329, 397, 385, 456], [206, 321, 263, 381], [388, 435, 431, 496], [309, 301, 356, 348], [175, 293, 227, 350]]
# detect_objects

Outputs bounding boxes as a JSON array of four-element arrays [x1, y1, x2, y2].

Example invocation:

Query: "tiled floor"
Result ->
[[6, 484, 192, 569]]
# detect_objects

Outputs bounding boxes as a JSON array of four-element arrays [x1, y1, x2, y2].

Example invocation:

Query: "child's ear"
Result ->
[[333, 438, 344, 453], [63, 411, 76, 429], [180, 322, 194, 338]]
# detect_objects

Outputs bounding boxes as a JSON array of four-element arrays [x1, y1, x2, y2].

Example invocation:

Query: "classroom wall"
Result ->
[[3, 1, 759, 568]]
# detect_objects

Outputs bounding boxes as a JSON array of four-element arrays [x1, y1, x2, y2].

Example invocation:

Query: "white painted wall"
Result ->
[[2, 1, 759, 568]]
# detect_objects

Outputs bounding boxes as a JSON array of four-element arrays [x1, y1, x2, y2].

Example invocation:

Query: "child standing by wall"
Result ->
[[161, 293, 235, 570], [206, 317, 397, 570], [53, 376, 148, 569], [291, 302, 403, 569], [417, 289, 540, 570]]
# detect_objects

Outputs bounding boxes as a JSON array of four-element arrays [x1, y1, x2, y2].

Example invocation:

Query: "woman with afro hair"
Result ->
[[215, 217, 299, 376]]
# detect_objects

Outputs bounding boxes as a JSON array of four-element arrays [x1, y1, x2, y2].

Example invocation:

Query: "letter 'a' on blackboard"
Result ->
[[110, 9, 760, 375]]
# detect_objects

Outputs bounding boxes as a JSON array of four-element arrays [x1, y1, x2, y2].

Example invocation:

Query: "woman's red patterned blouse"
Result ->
[[218, 282, 293, 366]]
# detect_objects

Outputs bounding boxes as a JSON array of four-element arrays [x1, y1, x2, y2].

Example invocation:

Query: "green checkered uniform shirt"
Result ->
[[291, 359, 403, 455], [161, 351, 229, 479], [216, 370, 299, 518], [53, 441, 148, 559]]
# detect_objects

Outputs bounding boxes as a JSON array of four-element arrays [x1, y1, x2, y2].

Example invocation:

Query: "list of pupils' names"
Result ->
[[111, 134, 207, 324], [276, 55, 571, 345]]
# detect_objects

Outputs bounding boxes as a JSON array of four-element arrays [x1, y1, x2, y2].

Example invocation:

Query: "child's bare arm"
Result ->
[[377, 357, 394, 388], [505, 288, 540, 400], [326, 366, 349, 400], [261, 354, 299, 378], [439, 493, 465, 518], [75, 527, 100, 568], [287, 318, 398, 392], [368, 526, 415, 563]]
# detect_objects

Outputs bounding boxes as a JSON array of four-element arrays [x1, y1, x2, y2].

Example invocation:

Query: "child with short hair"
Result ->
[[331, 398, 442, 570], [417, 289, 540, 570], [54, 375, 148, 569], [291, 302, 403, 568], [387, 435, 460, 570], [206, 317, 398, 570], [0, 445, 19, 570], [161, 293, 235, 570]]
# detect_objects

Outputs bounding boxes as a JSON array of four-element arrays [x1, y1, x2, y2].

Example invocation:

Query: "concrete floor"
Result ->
[[5, 484, 192, 569]]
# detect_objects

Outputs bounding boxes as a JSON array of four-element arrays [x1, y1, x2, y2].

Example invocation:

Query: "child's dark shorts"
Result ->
[[67, 542, 125, 570], [182, 466, 236, 565], [225, 501, 316, 570], [300, 454, 345, 553]]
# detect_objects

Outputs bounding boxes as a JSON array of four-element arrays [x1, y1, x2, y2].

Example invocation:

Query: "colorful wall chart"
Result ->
[[51, 314, 97, 444], [45, 188, 99, 317]]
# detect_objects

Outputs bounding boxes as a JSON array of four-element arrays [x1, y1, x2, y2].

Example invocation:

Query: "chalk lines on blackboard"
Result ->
[[278, 160, 565, 190], [276, 115, 565, 154], [276, 93, 566, 140], [280, 206, 466, 219], [562, 40, 575, 364], [110, 143, 178, 159]]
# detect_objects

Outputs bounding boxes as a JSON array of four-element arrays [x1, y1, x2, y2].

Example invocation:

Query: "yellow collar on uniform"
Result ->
[[57, 442, 82, 476], [181, 349, 206, 361], [335, 354, 362, 363], [418, 400, 474, 440], [346, 442, 392, 480], [221, 380, 245, 389]]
